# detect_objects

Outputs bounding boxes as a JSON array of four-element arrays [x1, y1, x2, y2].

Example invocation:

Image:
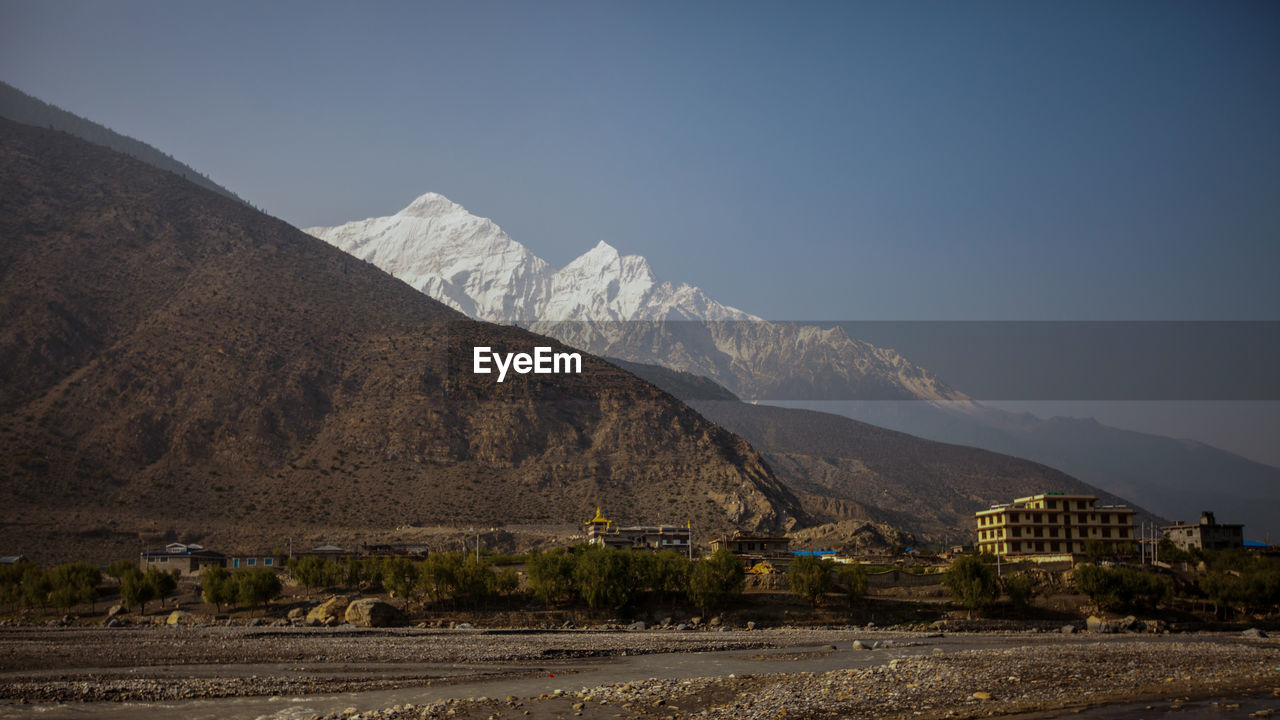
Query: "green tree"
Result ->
[[789, 556, 834, 606], [145, 567, 178, 607], [20, 566, 52, 610], [49, 562, 101, 612], [0, 562, 26, 610], [833, 563, 868, 605], [527, 549, 577, 605], [1074, 564, 1171, 610], [106, 559, 136, 584], [688, 548, 745, 615], [201, 565, 236, 611], [944, 555, 999, 616], [494, 567, 520, 596], [573, 545, 631, 611], [456, 556, 497, 605], [234, 567, 282, 611], [119, 567, 156, 613], [418, 552, 464, 603], [381, 558, 418, 600], [1002, 574, 1036, 610]]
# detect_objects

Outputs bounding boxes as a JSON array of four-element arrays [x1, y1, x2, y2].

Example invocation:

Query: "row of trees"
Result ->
[[528, 545, 746, 613], [201, 566, 283, 612], [0, 562, 103, 612], [788, 556, 868, 606]]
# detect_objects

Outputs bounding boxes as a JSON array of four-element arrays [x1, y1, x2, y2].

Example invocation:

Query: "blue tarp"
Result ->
[[792, 550, 836, 556]]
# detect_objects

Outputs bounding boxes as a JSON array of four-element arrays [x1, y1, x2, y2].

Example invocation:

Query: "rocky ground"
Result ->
[[0, 626, 1276, 718]]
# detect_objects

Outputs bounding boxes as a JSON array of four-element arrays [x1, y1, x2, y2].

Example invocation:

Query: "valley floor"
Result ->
[[0, 626, 1277, 719]]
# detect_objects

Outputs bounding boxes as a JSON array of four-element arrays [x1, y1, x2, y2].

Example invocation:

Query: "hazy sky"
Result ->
[[2, 0, 1277, 322]]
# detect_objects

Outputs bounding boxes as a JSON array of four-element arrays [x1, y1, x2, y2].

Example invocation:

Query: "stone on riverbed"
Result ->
[[345, 599, 406, 628]]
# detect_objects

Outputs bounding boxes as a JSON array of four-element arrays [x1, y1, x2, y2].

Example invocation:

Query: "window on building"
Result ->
[[1102, 528, 1111, 538], [248, 558, 256, 566], [264, 558, 273, 566], [1047, 500, 1056, 509]]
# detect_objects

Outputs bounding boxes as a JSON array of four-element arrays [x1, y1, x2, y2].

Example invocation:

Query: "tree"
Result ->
[[527, 549, 577, 605], [145, 567, 178, 607], [234, 568, 282, 611], [106, 560, 137, 584], [573, 545, 631, 611], [688, 548, 745, 615], [1002, 574, 1036, 610], [49, 562, 101, 612], [944, 555, 998, 616], [790, 556, 834, 606], [456, 556, 497, 605], [1074, 564, 1171, 610], [418, 552, 464, 604], [201, 565, 236, 611], [381, 558, 418, 600], [119, 567, 156, 613], [20, 566, 52, 610], [834, 563, 868, 605]]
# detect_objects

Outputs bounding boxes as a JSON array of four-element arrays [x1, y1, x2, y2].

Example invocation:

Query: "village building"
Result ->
[[584, 508, 691, 554], [139, 542, 226, 576], [974, 492, 1136, 557], [229, 552, 285, 570], [711, 532, 792, 569], [1161, 511, 1244, 551]]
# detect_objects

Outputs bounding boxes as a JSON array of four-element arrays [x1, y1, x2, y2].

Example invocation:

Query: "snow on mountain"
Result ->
[[306, 192, 962, 403], [305, 193, 758, 325]]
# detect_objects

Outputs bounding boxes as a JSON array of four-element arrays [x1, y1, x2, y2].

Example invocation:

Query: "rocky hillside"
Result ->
[[0, 119, 803, 564], [612, 360, 1156, 543]]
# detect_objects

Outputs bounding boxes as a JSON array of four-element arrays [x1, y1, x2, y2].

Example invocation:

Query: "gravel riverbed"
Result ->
[[1, 626, 1277, 718]]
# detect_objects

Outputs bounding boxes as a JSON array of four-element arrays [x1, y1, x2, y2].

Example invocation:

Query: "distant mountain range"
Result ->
[[309, 193, 1279, 540], [307, 194, 963, 402], [0, 80, 244, 204], [0, 118, 804, 564], [611, 360, 1157, 547]]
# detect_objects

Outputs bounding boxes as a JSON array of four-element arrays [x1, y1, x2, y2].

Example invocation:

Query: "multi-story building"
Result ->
[[975, 493, 1135, 557], [584, 508, 691, 554], [1161, 511, 1243, 551]]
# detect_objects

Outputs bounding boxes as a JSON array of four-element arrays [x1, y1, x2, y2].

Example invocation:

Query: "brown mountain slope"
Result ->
[[0, 119, 801, 563], [609, 360, 1154, 544]]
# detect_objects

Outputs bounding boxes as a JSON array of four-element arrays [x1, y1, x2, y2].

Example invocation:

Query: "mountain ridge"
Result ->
[[0, 118, 802, 564]]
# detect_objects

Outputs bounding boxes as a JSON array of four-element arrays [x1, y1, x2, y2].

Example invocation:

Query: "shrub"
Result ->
[[201, 565, 235, 611], [789, 556, 833, 606], [573, 545, 631, 611], [834, 563, 868, 605], [1002, 574, 1036, 610], [1074, 564, 1171, 610], [944, 555, 998, 614], [688, 548, 745, 615], [527, 549, 577, 605]]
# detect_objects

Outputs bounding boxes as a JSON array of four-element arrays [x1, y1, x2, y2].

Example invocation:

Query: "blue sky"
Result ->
[[1, 0, 1278, 322]]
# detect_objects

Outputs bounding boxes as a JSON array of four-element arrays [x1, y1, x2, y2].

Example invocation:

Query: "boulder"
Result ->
[[1242, 627, 1269, 639], [287, 607, 306, 622], [344, 599, 406, 628], [1061, 624, 1077, 634], [166, 610, 195, 626], [851, 640, 871, 650], [708, 616, 722, 627], [627, 620, 647, 631], [107, 604, 127, 618], [306, 596, 350, 626], [1085, 615, 1112, 633]]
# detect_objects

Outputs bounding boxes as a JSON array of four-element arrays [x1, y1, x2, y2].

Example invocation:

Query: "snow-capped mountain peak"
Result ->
[[399, 191, 463, 218], [305, 193, 758, 324]]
